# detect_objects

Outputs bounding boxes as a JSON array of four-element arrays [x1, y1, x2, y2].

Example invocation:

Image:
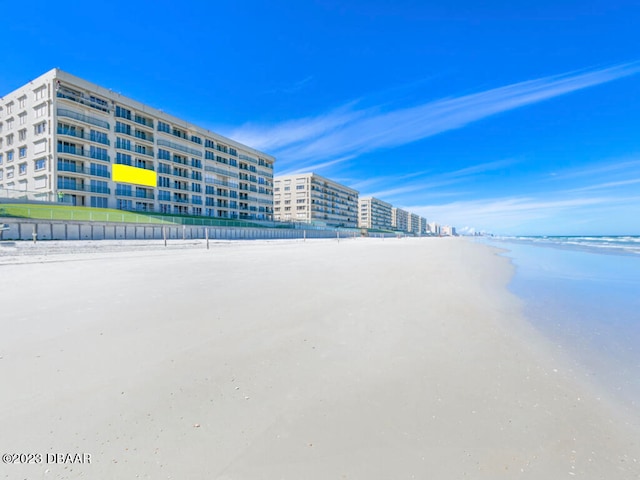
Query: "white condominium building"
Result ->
[[274, 173, 359, 228], [358, 196, 393, 230], [418, 216, 428, 235], [408, 212, 420, 234], [391, 207, 409, 232], [0, 69, 275, 220]]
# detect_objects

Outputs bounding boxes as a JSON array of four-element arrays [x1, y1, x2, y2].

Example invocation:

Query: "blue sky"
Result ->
[[3, 0, 640, 235]]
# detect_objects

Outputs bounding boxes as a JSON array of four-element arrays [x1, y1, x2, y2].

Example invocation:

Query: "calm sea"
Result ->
[[480, 235, 640, 415]]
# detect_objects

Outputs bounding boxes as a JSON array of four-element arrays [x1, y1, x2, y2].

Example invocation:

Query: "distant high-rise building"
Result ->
[[273, 173, 359, 227], [358, 196, 393, 230], [391, 207, 409, 232], [408, 212, 420, 234]]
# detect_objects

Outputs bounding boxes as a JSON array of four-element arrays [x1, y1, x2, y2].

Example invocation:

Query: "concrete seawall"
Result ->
[[0, 218, 356, 241]]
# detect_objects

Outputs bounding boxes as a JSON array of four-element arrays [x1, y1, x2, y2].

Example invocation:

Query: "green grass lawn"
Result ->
[[0, 203, 270, 228]]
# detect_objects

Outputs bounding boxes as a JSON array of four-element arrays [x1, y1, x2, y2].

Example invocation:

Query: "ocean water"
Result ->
[[481, 236, 640, 414]]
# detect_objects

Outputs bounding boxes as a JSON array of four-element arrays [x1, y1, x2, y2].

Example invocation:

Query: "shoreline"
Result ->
[[1, 237, 638, 478], [485, 237, 640, 429]]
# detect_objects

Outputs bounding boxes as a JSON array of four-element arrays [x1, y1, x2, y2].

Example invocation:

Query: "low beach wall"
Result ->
[[0, 218, 366, 241]]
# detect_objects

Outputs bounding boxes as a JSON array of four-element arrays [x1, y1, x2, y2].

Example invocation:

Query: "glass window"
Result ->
[[19, 163, 27, 175], [34, 158, 46, 170], [19, 147, 27, 158]]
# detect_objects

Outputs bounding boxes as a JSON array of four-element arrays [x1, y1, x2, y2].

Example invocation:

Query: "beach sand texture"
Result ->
[[0, 238, 638, 479]]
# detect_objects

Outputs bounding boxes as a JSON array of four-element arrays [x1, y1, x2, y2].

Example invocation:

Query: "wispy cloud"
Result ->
[[227, 62, 640, 171], [407, 194, 640, 234], [355, 159, 519, 200]]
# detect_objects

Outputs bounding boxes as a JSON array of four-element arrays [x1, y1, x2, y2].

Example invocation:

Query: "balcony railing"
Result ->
[[57, 127, 110, 146], [57, 181, 110, 194], [157, 138, 203, 157], [204, 165, 239, 178], [57, 91, 110, 114], [57, 162, 111, 179], [135, 191, 155, 200], [57, 108, 110, 129]]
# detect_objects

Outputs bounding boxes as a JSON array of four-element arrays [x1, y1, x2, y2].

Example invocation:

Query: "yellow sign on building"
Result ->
[[112, 164, 157, 187]]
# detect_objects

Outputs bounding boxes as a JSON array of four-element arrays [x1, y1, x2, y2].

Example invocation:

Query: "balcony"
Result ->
[[134, 131, 154, 143], [58, 161, 111, 179], [57, 108, 110, 130], [57, 181, 110, 194], [157, 138, 202, 158], [57, 90, 110, 114], [134, 115, 154, 129], [135, 190, 155, 200], [57, 127, 110, 146]]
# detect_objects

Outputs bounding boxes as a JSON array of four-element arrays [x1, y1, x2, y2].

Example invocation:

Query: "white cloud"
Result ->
[[227, 62, 640, 171]]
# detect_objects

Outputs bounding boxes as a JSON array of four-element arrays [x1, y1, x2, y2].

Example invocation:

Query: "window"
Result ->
[[18, 112, 27, 125], [90, 130, 108, 144], [296, 184, 305, 190], [90, 163, 108, 177], [91, 196, 108, 208], [7, 151, 14, 162], [6, 118, 14, 130], [18, 96, 26, 108], [115, 105, 131, 120], [157, 121, 171, 133], [0, 154, 3, 164], [205, 139, 215, 149], [158, 149, 170, 160], [90, 146, 108, 160], [172, 127, 186, 139], [35, 158, 46, 171], [115, 121, 131, 135], [116, 152, 132, 165], [19, 163, 27, 175], [190, 135, 202, 144], [117, 199, 132, 210], [90, 179, 108, 193], [6, 102, 13, 114], [34, 86, 46, 101], [0, 170, 3, 180], [116, 184, 132, 196], [19, 147, 27, 158], [18, 129, 26, 141], [34, 140, 47, 154], [158, 176, 170, 188], [116, 137, 131, 150], [34, 103, 46, 118], [6, 134, 13, 146]]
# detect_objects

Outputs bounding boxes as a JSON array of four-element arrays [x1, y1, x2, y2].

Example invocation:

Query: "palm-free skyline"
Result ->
[[3, 0, 639, 235]]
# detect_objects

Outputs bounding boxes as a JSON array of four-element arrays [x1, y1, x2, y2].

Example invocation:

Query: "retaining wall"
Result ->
[[0, 219, 360, 242]]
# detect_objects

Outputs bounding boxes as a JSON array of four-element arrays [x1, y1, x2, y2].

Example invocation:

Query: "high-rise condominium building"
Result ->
[[408, 212, 421, 234], [358, 196, 393, 230], [418, 216, 428, 235], [274, 173, 359, 227], [0, 69, 275, 220], [391, 207, 409, 232]]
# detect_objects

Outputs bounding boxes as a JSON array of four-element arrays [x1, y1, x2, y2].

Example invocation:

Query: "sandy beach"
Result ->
[[0, 237, 638, 479]]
